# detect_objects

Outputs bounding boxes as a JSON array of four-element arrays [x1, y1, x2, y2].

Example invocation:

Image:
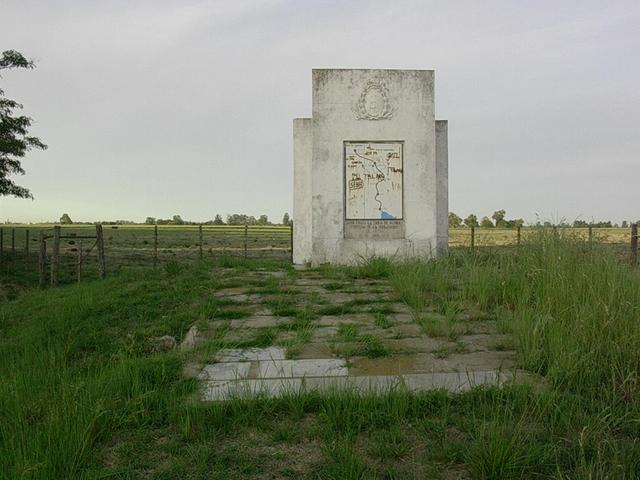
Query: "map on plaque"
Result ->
[[344, 141, 403, 220]]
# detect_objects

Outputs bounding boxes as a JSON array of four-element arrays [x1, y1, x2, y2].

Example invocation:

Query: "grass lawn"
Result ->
[[1, 232, 639, 479]]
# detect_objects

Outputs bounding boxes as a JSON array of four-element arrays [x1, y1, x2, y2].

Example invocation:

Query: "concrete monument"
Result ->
[[293, 69, 448, 265]]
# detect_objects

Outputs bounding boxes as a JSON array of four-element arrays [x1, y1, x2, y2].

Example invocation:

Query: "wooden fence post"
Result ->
[[199, 224, 203, 259], [51, 226, 61, 287], [153, 224, 158, 268], [0, 227, 3, 260], [77, 240, 83, 283], [290, 223, 294, 264], [11, 228, 15, 256], [470, 226, 475, 250], [25, 229, 29, 257], [244, 224, 248, 259], [516, 226, 521, 246], [588, 224, 593, 243], [96, 224, 106, 279], [38, 231, 46, 289], [631, 223, 638, 267]]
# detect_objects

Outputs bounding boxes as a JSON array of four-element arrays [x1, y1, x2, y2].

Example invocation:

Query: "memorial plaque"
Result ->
[[344, 219, 405, 239], [344, 141, 403, 220]]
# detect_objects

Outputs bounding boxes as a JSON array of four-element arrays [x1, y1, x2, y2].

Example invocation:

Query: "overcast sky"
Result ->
[[1, 0, 639, 224]]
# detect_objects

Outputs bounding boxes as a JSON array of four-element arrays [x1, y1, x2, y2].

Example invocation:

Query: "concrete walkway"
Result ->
[[199, 347, 512, 400], [189, 268, 516, 400]]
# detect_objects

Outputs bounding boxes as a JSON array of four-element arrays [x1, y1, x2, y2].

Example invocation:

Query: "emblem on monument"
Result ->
[[353, 80, 394, 120]]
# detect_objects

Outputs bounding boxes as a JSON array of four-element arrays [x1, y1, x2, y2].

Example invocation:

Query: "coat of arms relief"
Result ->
[[353, 80, 395, 120]]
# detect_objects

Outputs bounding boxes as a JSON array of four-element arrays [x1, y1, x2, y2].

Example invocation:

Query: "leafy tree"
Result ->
[[448, 212, 462, 228], [480, 216, 494, 228], [171, 215, 184, 225], [573, 220, 588, 228], [227, 214, 257, 225], [622, 220, 629, 228], [464, 214, 478, 228], [257, 214, 269, 226], [492, 209, 507, 227], [213, 214, 224, 225], [511, 218, 525, 228], [1, 50, 47, 198], [282, 212, 290, 225], [145, 217, 156, 225], [227, 214, 246, 225], [60, 213, 72, 224]]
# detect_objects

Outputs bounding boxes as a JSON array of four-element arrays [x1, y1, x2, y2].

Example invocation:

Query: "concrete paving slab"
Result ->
[[294, 342, 334, 359], [389, 313, 415, 324], [402, 370, 508, 393], [317, 314, 372, 327], [459, 334, 510, 351], [349, 353, 451, 376], [202, 378, 303, 400], [200, 369, 512, 400], [311, 326, 339, 341], [214, 287, 248, 297], [215, 347, 287, 362], [384, 336, 446, 353], [258, 358, 348, 378], [322, 292, 358, 304], [198, 362, 251, 381], [295, 279, 326, 287], [253, 306, 273, 316], [303, 375, 399, 393], [389, 323, 423, 337], [294, 285, 326, 294], [221, 328, 259, 342], [243, 315, 291, 328], [443, 351, 516, 371]]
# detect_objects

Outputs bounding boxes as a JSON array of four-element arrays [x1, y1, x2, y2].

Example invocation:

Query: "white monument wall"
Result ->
[[436, 120, 449, 256], [293, 68, 448, 265]]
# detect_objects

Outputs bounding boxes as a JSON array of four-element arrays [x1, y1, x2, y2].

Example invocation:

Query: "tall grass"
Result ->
[[392, 231, 640, 401], [0, 266, 202, 479], [1, 238, 639, 478]]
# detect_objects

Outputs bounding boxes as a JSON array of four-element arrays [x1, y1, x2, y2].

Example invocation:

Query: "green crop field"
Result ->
[[1, 230, 639, 478]]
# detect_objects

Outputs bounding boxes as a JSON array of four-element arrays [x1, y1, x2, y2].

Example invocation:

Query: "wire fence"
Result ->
[[0, 224, 637, 289]]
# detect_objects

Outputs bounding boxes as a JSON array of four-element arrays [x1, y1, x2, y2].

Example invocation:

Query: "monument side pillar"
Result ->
[[436, 120, 449, 256], [293, 118, 312, 264]]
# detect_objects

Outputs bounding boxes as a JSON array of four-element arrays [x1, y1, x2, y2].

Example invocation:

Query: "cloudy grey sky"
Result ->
[[1, 0, 639, 224]]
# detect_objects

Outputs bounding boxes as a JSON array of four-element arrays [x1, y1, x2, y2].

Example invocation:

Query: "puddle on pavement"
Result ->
[[349, 354, 447, 376], [292, 342, 334, 359]]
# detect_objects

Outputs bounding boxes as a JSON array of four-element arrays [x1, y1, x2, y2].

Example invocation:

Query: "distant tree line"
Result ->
[[4, 212, 295, 226], [448, 210, 524, 228], [449, 211, 637, 229], [142, 213, 292, 226]]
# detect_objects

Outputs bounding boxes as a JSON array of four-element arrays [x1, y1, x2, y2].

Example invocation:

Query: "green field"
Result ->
[[0, 223, 292, 261], [1, 231, 639, 478]]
